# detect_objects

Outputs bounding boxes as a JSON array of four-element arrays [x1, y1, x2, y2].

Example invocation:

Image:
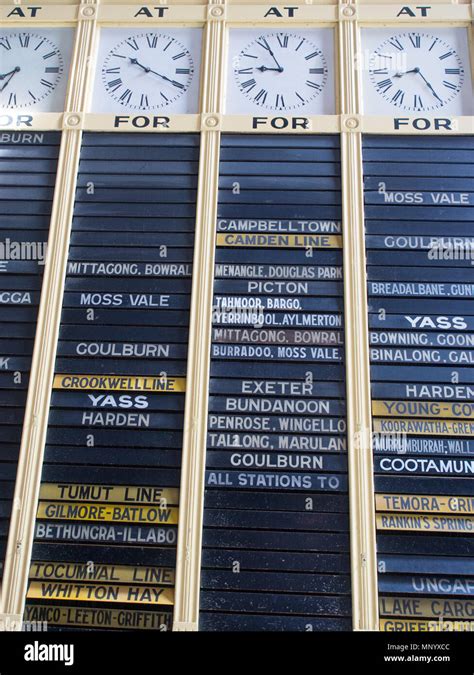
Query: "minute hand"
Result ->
[[256, 40, 283, 72], [129, 58, 183, 88], [416, 68, 443, 103]]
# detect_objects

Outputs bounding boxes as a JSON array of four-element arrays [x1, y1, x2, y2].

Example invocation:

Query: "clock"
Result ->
[[226, 28, 336, 114], [0, 29, 73, 111], [362, 27, 473, 115], [91, 28, 202, 114]]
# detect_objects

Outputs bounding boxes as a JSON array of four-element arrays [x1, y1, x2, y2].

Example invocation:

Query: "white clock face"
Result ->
[[362, 28, 473, 115], [91, 29, 202, 113], [0, 29, 73, 111], [227, 29, 336, 114]]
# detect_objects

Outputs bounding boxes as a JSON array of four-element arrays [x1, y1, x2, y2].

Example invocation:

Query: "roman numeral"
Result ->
[[140, 94, 149, 108], [408, 34, 421, 49], [43, 50, 59, 60], [277, 34, 289, 48], [445, 68, 461, 75], [242, 53, 258, 59], [237, 68, 253, 75], [413, 94, 423, 109], [45, 67, 60, 73], [0, 38, 12, 50], [161, 92, 169, 102], [172, 52, 186, 61], [388, 38, 404, 51], [172, 80, 185, 89], [443, 80, 458, 90], [275, 93, 285, 108], [107, 78, 122, 92], [254, 88, 268, 104], [146, 35, 158, 48], [372, 68, 388, 75], [391, 89, 404, 104], [241, 78, 257, 92], [8, 93, 16, 106], [176, 68, 190, 75], [295, 92, 305, 103], [40, 79, 54, 89], [119, 88, 132, 104], [35, 39, 45, 51], [429, 39, 438, 51], [309, 68, 325, 75], [19, 34, 30, 48], [295, 39, 304, 52], [306, 80, 322, 90], [28, 90, 37, 101], [376, 78, 393, 93], [105, 67, 120, 74], [305, 51, 321, 61], [163, 40, 173, 52], [112, 53, 127, 59], [126, 39, 139, 51], [439, 51, 454, 60]]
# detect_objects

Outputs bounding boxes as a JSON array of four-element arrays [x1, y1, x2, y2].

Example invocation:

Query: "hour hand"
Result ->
[[256, 65, 283, 72], [393, 68, 418, 78], [0, 68, 20, 92]]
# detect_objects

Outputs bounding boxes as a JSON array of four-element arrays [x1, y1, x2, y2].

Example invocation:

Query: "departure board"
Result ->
[[0, 132, 60, 584], [364, 136, 474, 631], [199, 134, 351, 631], [24, 133, 199, 631]]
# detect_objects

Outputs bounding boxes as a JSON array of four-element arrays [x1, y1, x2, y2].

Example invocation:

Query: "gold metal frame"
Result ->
[[0, 0, 472, 632]]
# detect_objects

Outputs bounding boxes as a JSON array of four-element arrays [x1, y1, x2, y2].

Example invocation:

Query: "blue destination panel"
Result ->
[[0, 131, 60, 585], [24, 134, 199, 632], [363, 136, 474, 631], [199, 135, 351, 632]]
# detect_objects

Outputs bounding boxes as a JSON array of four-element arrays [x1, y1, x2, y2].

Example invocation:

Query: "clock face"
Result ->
[[92, 29, 202, 113], [362, 28, 473, 115], [0, 30, 73, 111], [227, 29, 336, 114]]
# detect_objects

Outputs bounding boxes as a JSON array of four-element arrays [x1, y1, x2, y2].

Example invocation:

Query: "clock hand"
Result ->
[[255, 39, 283, 72], [393, 68, 418, 78], [0, 67, 20, 93], [414, 67, 443, 103], [0, 67, 20, 81], [129, 57, 179, 86], [256, 66, 284, 73]]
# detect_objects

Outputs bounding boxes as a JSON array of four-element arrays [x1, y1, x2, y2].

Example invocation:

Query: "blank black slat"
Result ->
[[364, 148, 474, 163], [74, 189, 197, 204], [199, 612, 350, 631], [221, 135, 340, 148], [203, 509, 349, 531], [81, 133, 200, 147], [32, 543, 176, 566], [377, 534, 474, 556], [202, 528, 349, 552], [219, 176, 340, 190], [78, 161, 198, 175], [76, 175, 198, 189], [219, 148, 340, 162], [201, 570, 351, 594], [80, 147, 199, 161], [220, 162, 340, 177], [200, 591, 351, 616]]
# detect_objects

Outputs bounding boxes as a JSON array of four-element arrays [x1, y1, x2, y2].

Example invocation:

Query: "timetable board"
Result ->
[[364, 136, 474, 630], [24, 133, 199, 631], [0, 132, 59, 585], [199, 135, 351, 632]]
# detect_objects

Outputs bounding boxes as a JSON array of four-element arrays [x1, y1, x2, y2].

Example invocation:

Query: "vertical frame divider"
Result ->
[[0, 0, 99, 627], [173, 0, 227, 632], [338, 0, 378, 631]]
